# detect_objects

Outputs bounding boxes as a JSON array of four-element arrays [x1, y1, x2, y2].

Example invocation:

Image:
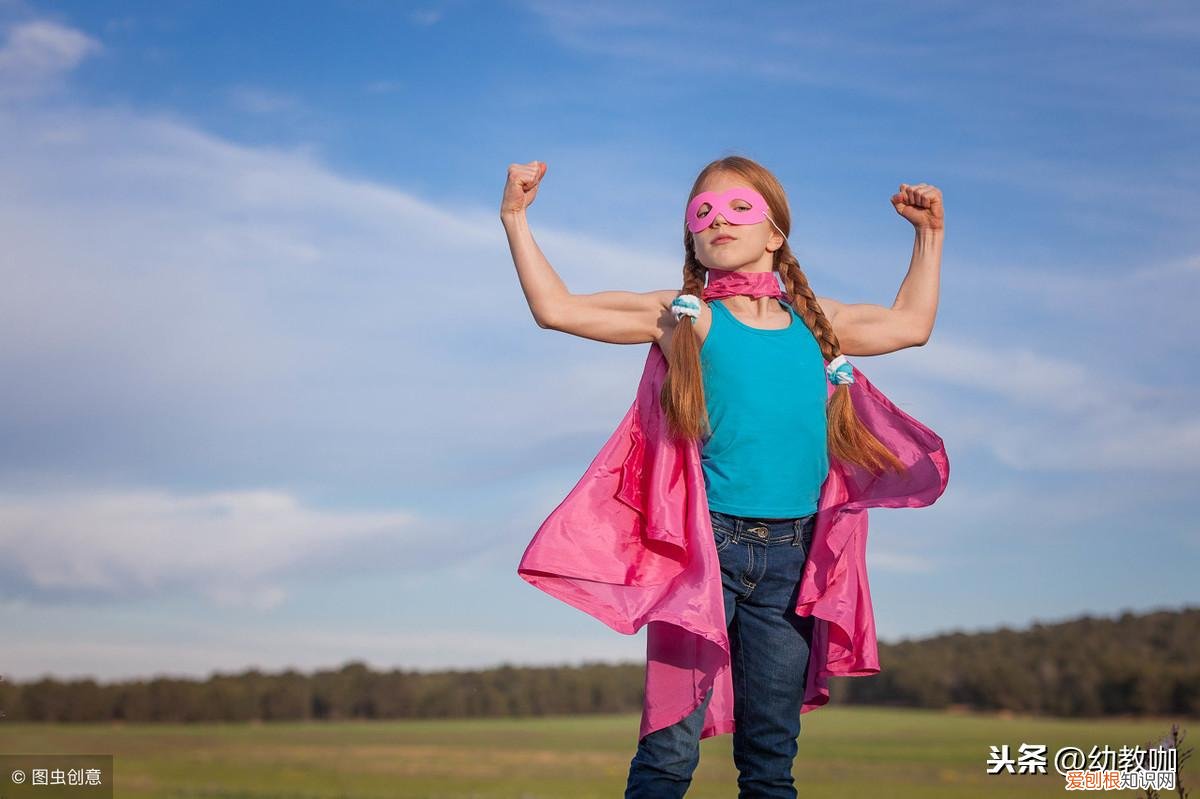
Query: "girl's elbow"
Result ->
[[535, 305, 562, 330]]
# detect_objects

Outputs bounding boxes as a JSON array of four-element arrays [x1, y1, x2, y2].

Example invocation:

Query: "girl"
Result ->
[[501, 155, 945, 798]]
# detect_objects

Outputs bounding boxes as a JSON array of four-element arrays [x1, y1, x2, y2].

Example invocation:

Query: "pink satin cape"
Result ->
[[517, 343, 950, 742]]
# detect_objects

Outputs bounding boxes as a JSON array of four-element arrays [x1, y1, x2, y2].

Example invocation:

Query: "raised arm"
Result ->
[[817, 183, 944, 356], [500, 160, 678, 345]]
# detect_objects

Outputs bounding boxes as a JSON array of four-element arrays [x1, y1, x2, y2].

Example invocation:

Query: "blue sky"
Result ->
[[1, 0, 1197, 682]]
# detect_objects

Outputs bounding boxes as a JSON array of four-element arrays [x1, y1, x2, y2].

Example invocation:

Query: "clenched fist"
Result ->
[[501, 160, 548, 217], [890, 182, 944, 232]]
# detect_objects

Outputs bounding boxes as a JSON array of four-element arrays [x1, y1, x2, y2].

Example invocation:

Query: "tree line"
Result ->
[[2, 606, 1196, 723]]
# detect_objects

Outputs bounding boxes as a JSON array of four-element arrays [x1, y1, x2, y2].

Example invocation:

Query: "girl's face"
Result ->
[[689, 174, 782, 272]]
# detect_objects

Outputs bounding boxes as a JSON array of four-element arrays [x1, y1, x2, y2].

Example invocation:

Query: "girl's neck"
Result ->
[[719, 294, 784, 316]]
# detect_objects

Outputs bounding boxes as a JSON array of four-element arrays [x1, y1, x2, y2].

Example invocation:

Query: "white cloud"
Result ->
[[518, 0, 921, 103], [0, 19, 101, 100], [873, 331, 1200, 472], [950, 251, 1200, 355], [0, 488, 419, 605], [0, 96, 664, 498], [226, 85, 301, 115]]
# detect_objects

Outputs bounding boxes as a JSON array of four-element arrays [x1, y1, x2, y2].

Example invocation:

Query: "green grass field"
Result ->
[[1, 706, 1192, 798]]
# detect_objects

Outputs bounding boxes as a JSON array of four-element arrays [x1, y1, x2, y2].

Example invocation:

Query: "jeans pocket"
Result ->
[[710, 515, 735, 552], [714, 526, 734, 552]]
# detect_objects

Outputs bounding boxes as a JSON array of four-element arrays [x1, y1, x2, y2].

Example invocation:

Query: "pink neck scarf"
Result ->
[[701, 269, 792, 304]]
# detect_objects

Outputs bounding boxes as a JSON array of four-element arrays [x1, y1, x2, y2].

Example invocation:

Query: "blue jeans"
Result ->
[[624, 509, 816, 799]]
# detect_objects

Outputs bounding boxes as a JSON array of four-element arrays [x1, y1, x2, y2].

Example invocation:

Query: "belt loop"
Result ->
[[792, 518, 803, 547], [733, 515, 743, 542]]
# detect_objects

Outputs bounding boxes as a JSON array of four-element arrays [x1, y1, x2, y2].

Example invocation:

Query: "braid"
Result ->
[[660, 241, 710, 441], [776, 248, 906, 475], [682, 255, 706, 297], [777, 253, 840, 362]]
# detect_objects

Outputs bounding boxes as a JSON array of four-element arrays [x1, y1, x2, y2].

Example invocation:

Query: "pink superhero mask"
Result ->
[[685, 186, 789, 242]]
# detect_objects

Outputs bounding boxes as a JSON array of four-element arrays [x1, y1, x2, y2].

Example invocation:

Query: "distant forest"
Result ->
[[3, 606, 1197, 723]]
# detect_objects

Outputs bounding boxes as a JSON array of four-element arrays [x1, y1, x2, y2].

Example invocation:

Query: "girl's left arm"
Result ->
[[817, 183, 944, 357]]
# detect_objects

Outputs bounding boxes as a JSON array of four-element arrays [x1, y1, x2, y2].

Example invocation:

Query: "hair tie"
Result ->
[[670, 294, 701, 323], [826, 354, 855, 385]]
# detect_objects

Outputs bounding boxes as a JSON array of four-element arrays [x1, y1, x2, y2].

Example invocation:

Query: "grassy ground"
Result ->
[[0, 706, 1192, 798]]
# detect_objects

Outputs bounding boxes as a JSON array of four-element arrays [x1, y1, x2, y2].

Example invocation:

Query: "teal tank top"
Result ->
[[699, 298, 829, 517]]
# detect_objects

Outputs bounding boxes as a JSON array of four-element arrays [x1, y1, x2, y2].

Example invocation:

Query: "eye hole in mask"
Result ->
[[698, 202, 752, 217]]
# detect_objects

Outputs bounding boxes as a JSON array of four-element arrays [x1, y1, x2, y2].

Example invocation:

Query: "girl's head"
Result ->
[[685, 161, 790, 274], [663, 155, 907, 476]]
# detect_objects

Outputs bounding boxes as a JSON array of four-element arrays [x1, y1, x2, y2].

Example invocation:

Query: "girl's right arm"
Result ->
[[501, 160, 678, 345]]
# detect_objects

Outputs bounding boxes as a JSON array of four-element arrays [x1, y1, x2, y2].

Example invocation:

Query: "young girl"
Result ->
[[502, 155, 945, 798]]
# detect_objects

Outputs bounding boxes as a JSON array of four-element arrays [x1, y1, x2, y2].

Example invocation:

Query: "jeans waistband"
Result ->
[[710, 509, 815, 546]]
